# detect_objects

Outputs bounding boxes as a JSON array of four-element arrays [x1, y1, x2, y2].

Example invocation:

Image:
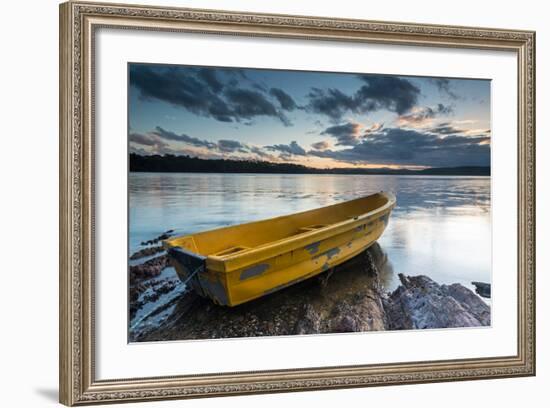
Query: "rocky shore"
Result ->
[[129, 239, 491, 342]]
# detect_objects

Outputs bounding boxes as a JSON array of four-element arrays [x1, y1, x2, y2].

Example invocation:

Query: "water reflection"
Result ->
[[129, 173, 491, 292]]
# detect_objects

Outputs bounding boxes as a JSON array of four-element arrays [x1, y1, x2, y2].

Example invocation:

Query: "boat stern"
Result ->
[[164, 238, 231, 306]]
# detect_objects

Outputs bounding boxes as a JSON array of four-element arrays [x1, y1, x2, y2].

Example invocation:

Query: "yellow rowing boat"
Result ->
[[164, 192, 396, 306]]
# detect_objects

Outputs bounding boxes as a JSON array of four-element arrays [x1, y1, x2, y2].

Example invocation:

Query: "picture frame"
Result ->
[[59, 1, 536, 405]]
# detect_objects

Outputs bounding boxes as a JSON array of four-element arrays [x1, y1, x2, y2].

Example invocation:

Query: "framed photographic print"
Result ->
[[59, 1, 536, 405]]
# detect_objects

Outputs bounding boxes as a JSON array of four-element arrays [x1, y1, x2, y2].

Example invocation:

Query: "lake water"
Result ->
[[129, 172, 491, 293]]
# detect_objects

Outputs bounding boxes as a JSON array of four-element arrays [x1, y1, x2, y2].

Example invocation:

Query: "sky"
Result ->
[[128, 63, 491, 169]]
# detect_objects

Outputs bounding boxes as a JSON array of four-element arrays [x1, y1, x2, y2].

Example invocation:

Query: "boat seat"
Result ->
[[298, 224, 328, 233], [213, 246, 250, 257]]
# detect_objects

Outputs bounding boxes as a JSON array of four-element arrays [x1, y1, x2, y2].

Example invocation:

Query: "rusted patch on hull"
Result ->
[[239, 263, 270, 281]]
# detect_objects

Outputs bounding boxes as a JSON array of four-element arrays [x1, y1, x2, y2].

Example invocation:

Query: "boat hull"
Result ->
[[165, 192, 395, 307]]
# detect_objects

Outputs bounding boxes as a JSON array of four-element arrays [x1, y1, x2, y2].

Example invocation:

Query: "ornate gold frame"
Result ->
[[59, 1, 536, 405]]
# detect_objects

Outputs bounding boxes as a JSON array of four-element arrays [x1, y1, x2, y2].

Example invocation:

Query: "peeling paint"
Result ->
[[239, 263, 270, 281], [305, 241, 321, 255], [324, 247, 341, 260], [314, 247, 341, 261]]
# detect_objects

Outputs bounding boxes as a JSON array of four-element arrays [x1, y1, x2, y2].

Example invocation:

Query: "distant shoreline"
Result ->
[[129, 153, 491, 176]]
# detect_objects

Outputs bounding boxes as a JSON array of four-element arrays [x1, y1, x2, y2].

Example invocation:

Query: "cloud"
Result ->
[[397, 104, 453, 127], [306, 88, 359, 122], [266, 141, 307, 156], [130, 64, 292, 126], [130, 65, 234, 122], [306, 75, 420, 122], [269, 88, 298, 111], [364, 122, 384, 134], [355, 75, 421, 115], [224, 88, 291, 126], [321, 122, 363, 146], [131, 127, 281, 160], [129, 131, 181, 156], [129, 132, 161, 147], [429, 123, 490, 137], [152, 126, 216, 148], [218, 139, 247, 153], [249, 145, 274, 159], [311, 140, 331, 150], [196, 68, 224, 93], [310, 127, 490, 167], [433, 78, 459, 100]]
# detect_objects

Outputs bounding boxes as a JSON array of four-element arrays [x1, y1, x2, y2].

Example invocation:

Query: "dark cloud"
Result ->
[[224, 88, 291, 126], [218, 139, 247, 153], [269, 88, 298, 111], [321, 122, 363, 146], [196, 68, 224, 93], [266, 141, 306, 156], [130, 65, 234, 122], [249, 145, 273, 158], [128, 131, 176, 155], [311, 140, 331, 150], [355, 75, 421, 115], [130, 64, 292, 126], [433, 78, 459, 100], [429, 123, 463, 135], [252, 82, 268, 92], [306, 87, 357, 121], [306, 75, 420, 122], [397, 104, 453, 126], [131, 127, 275, 159], [310, 127, 490, 167], [429, 123, 490, 136], [152, 126, 216, 148]]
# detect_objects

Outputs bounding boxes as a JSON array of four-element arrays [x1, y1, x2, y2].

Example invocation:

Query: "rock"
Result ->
[[384, 274, 491, 330], [129, 255, 168, 284], [130, 245, 165, 260], [472, 281, 491, 298], [333, 315, 359, 333], [140, 230, 175, 246], [137, 245, 387, 341], [294, 304, 321, 334], [132, 244, 491, 342]]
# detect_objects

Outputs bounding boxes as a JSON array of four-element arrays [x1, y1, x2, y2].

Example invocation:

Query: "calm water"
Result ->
[[129, 173, 491, 293]]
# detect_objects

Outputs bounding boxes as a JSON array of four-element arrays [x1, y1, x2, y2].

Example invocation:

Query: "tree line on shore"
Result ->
[[129, 153, 490, 176]]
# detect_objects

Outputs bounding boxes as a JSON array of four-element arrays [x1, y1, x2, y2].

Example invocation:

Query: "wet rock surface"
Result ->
[[140, 230, 174, 246], [130, 245, 165, 261], [131, 242, 490, 342], [383, 274, 491, 330], [472, 281, 491, 298], [129, 255, 169, 283], [129, 254, 176, 321], [136, 250, 386, 342]]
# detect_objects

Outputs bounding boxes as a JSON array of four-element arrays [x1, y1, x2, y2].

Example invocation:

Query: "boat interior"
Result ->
[[167, 193, 392, 258]]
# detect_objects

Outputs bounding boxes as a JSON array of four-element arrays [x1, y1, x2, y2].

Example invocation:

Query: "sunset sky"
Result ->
[[128, 63, 491, 169]]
